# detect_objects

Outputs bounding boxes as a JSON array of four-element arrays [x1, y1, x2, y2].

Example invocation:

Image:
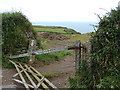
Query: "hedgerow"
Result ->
[[91, 7, 120, 88], [69, 7, 120, 88]]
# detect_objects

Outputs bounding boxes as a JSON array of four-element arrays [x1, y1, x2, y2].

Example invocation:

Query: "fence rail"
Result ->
[[10, 40, 91, 74], [10, 45, 77, 59]]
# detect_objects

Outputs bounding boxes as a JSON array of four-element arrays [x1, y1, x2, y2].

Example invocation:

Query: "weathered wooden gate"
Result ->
[[10, 60, 57, 89], [9, 40, 91, 89]]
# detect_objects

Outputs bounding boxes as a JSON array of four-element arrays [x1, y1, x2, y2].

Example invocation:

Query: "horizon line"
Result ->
[[31, 21, 98, 23]]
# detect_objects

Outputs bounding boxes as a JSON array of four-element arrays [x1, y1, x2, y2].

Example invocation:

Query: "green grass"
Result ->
[[2, 56, 29, 68], [33, 25, 80, 34], [42, 72, 63, 78], [34, 27, 67, 34], [36, 51, 73, 61]]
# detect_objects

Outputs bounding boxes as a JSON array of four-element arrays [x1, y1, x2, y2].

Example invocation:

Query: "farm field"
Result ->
[[33, 25, 81, 34], [34, 27, 67, 33], [33, 25, 92, 43]]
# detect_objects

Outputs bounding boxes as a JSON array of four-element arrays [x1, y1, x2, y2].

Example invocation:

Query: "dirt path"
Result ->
[[2, 40, 76, 88], [35, 55, 75, 88], [2, 68, 18, 88]]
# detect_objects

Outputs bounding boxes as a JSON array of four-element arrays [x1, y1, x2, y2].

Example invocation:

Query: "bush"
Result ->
[[69, 7, 120, 88], [90, 7, 120, 88], [2, 12, 36, 68]]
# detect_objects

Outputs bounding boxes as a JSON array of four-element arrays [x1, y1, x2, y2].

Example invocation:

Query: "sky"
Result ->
[[0, 0, 120, 22]]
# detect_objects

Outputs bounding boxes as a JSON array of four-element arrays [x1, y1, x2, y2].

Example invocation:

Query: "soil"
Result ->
[[2, 40, 75, 88], [37, 32, 70, 40], [35, 55, 75, 88]]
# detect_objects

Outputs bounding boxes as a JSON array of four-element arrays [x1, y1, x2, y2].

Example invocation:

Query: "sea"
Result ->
[[32, 22, 98, 34]]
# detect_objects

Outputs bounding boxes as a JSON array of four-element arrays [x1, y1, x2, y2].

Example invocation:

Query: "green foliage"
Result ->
[[42, 72, 63, 78], [69, 60, 90, 88], [90, 7, 120, 88], [2, 12, 36, 68], [2, 52, 29, 68], [69, 7, 120, 88]]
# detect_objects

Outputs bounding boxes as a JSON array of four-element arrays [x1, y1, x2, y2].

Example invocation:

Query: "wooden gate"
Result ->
[[10, 60, 57, 89], [9, 40, 91, 89]]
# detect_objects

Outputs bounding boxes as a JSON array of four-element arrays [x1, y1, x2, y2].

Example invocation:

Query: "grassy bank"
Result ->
[[66, 33, 93, 43]]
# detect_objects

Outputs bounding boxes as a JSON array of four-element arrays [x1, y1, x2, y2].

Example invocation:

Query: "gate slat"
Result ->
[[36, 76, 44, 88], [13, 79, 34, 88], [19, 63, 37, 88], [24, 65, 49, 89], [9, 60, 30, 90], [13, 68, 27, 77], [30, 66, 57, 88]]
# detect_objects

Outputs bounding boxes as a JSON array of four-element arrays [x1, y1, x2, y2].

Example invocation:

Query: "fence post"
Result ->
[[81, 44, 86, 60], [86, 40, 92, 71], [28, 39, 36, 64], [75, 40, 81, 74]]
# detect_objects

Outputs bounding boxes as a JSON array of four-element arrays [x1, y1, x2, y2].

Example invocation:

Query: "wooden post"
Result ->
[[86, 40, 91, 71], [75, 40, 81, 74], [81, 44, 86, 60], [28, 39, 36, 64]]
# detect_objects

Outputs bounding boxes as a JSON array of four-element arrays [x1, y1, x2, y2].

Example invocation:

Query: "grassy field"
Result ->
[[34, 27, 67, 33], [33, 25, 80, 34], [33, 25, 92, 43]]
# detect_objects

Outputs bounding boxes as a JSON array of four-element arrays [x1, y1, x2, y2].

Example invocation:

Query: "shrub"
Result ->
[[90, 7, 120, 88], [2, 12, 36, 67], [69, 7, 120, 88]]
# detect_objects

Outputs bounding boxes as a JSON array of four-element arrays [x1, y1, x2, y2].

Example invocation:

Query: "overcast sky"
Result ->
[[0, 0, 120, 22]]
